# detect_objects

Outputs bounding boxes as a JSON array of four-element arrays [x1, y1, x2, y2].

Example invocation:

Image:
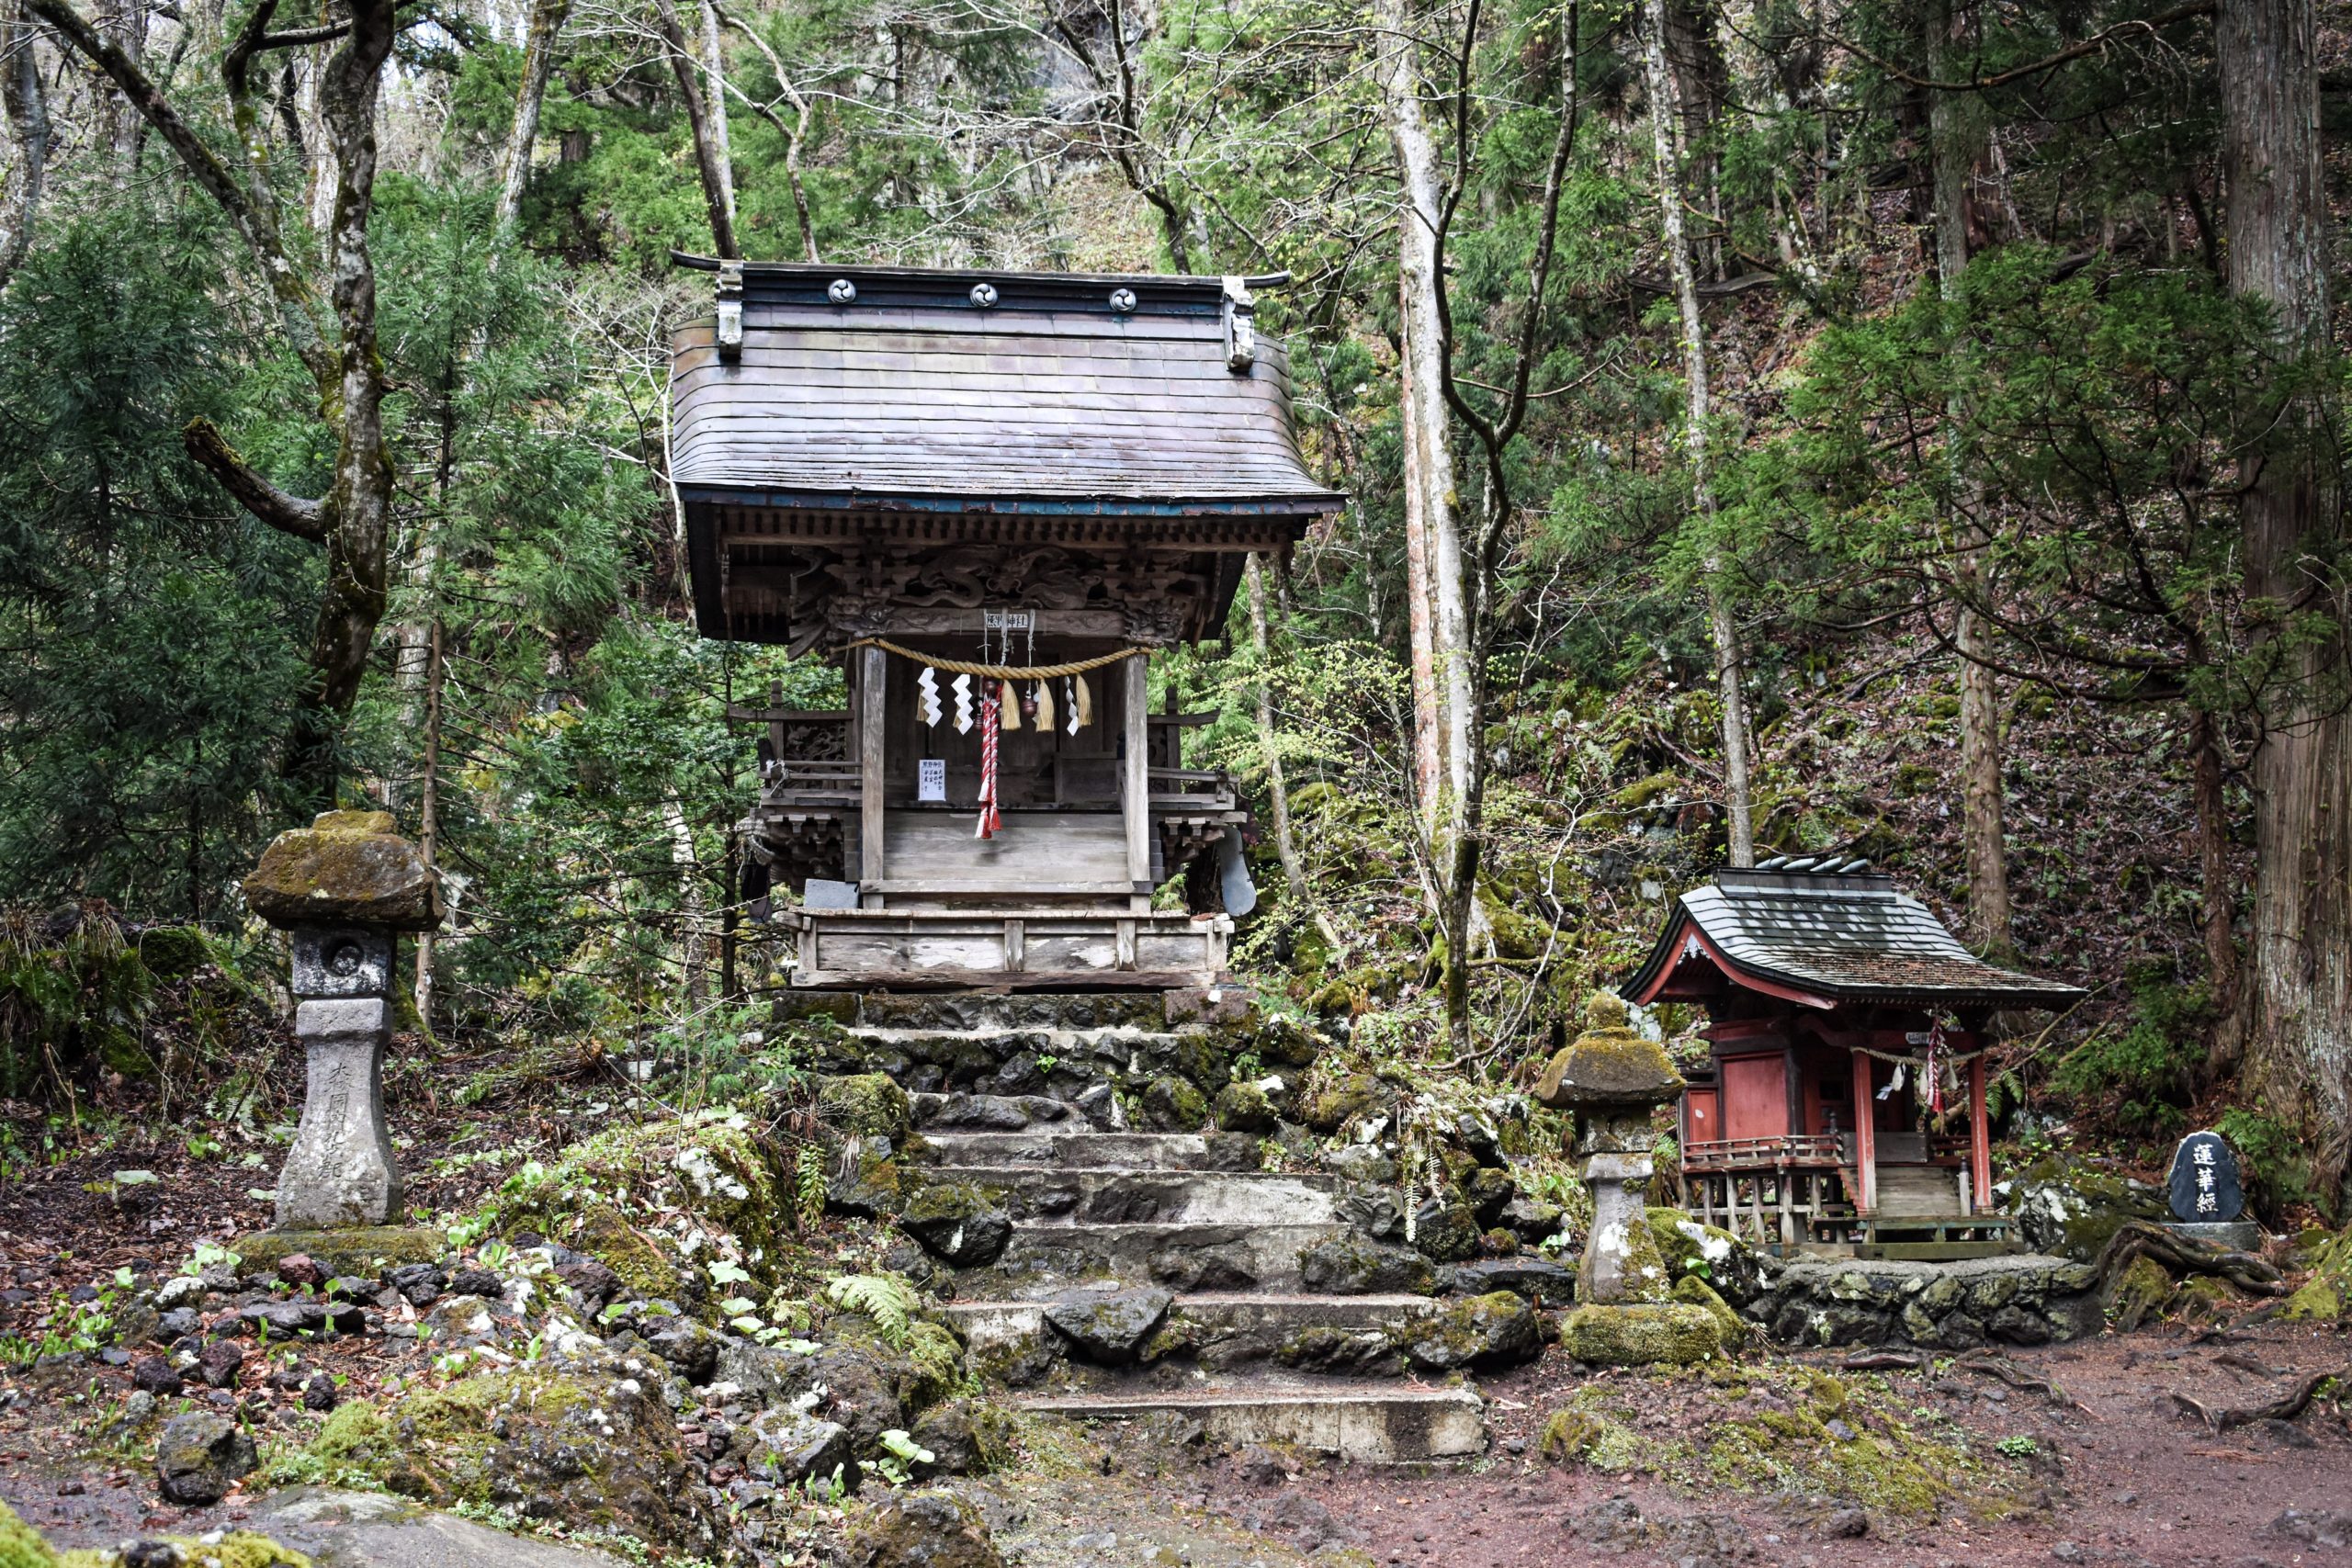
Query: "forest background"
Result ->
[[0, 0, 2346, 1215]]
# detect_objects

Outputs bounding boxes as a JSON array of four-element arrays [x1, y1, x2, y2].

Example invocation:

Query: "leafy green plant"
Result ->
[[2214, 1108, 2318, 1214], [1995, 1435, 2039, 1459], [823, 1273, 920, 1349], [796, 1143, 829, 1230]]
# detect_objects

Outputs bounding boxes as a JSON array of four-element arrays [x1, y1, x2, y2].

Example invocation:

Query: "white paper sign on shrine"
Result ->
[[668, 260, 1343, 990]]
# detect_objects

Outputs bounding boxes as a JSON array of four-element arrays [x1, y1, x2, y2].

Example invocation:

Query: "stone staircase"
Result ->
[[781, 990, 1488, 1463]]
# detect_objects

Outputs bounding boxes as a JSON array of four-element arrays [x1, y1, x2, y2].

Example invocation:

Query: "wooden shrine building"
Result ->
[[1623, 860, 2085, 1257], [667, 258, 1342, 989]]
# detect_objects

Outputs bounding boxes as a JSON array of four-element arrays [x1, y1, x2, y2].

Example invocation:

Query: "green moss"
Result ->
[[1613, 1212, 1674, 1303], [1298, 1073, 1382, 1133], [235, 1226, 446, 1280], [1536, 1409, 1607, 1464], [2104, 1255, 2173, 1332], [496, 1110, 795, 1307], [1141, 1075, 1209, 1132], [1560, 1303, 1722, 1365], [58, 1536, 310, 1568], [820, 1073, 911, 1142], [0, 1501, 56, 1568], [573, 1202, 684, 1301], [1670, 1274, 1747, 1350], [2281, 1228, 2352, 1321]]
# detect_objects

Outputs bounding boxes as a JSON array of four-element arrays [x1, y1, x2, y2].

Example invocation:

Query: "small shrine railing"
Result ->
[[1681, 1134, 1845, 1171]]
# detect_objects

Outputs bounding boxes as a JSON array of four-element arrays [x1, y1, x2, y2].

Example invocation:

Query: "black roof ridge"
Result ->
[[669, 251, 1292, 291]]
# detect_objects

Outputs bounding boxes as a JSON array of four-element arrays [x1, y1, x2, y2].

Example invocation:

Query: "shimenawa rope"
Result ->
[[841, 637, 1144, 682]]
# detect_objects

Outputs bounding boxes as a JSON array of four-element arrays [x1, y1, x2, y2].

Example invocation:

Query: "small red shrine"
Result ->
[[1622, 860, 2084, 1257]]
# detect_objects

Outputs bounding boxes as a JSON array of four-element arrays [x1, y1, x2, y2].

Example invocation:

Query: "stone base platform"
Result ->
[[234, 1226, 447, 1280], [1749, 1252, 2101, 1349], [2162, 1219, 2262, 1251]]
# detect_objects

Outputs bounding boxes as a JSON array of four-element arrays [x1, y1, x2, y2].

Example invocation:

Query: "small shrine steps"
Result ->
[[783, 989, 1488, 1463]]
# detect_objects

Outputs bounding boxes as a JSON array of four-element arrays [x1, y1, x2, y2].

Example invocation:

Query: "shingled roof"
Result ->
[[667, 258, 1344, 511], [1623, 866, 2086, 1010]]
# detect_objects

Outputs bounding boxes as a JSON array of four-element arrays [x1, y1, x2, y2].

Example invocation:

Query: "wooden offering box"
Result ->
[[1623, 863, 2085, 1258], [667, 259, 1341, 989]]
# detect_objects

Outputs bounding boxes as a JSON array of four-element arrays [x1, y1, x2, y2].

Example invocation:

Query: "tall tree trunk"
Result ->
[[2219, 0, 2352, 1201], [497, 0, 572, 231], [1376, 0, 1480, 1042], [696, 0, 734, 220], [1248, 552, 1344, 958], [652, 0, 737, 258], [1396, 302, 1442, 835], [0, 0, 51, 292], [1928, 0, 2013, 955], [1642, 0, 1752, 865], [663, 795, 708, 1006], [2190, 711, 2240, 1023], [414, 615, 443, 1025]]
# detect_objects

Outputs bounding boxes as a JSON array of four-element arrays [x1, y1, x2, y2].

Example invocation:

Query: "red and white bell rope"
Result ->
[[974, 682, 1002, 840]]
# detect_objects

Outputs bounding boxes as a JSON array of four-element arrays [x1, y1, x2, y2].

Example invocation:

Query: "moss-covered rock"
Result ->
[[1410, 1201, 1484, 1263], [1297, 1073, 1385, 1134], [57, 1534, 308, 1568], [2104, 1254, 2174, 1332], [1141, 1075, 1209, 1132], [899, 1181, 1012, 1267], [1401, 1291, 1540, 1371], [156, 1410, 258, 1504], [242, 810, 444, 931], [1296, 1235, 1438, 1295], [291, 1369, 711, 1551], [1671, 1274, 1748, 1350], [233, 1226, 447, 1280], [495, 1110, 793, 1309], [847, 1487, 1003, 1568], [1560, 1303, 1724, 1366], [1214, 1080, 1277, 1133], [1999, 1155, 2168, 1261], [1647, 1208, 1765, 1305], [821, 1074, 913, 1142], [910, 1397, 1017, 1476], [0, 1501, 56, 1568], [2280, 1228, 2351, 1321]]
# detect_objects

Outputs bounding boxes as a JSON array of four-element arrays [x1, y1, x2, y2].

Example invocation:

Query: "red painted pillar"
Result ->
[[1850, 1050, 1876, 1215], [1968, 1054, 1992, 1213]]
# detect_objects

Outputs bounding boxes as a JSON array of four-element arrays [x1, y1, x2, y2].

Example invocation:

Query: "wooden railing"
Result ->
[[1682, 1134, 1846, 1170]]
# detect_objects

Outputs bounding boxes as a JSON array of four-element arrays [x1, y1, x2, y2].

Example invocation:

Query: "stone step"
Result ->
[[946, 1292, 1439, 1369], [957, 1220, 1350, 1293], [1017, 1381, 1486, 1463], [777, 990, 1185, 1033], [926, 1167, 1341, 1224], [916, 1130, 1262, 1172], [910, 1090, 1092, 1132]]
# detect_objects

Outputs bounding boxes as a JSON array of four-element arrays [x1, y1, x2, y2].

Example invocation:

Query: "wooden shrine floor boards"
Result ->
[[791, 907, 1229, 990], [867, 809, 1132, 899]]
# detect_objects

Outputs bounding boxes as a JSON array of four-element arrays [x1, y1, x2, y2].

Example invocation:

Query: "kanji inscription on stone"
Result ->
[[2167, 1129, 2244, 1224]]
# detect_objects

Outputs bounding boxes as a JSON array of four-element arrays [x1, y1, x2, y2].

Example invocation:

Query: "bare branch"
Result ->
[[183, 417, 326, 542]]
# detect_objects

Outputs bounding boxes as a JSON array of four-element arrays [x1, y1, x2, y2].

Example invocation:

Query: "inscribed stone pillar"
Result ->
[[242, 810, 443, 1231]]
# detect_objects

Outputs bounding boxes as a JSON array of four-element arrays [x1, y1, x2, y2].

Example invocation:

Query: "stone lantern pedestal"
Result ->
[[1536, 993, 1726, 1365], [235, 811, 446, 1271]]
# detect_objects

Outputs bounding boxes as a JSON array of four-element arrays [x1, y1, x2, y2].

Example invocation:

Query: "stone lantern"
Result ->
[[241, 810, 443, 1232], [1534, 991, 1685, 1303]]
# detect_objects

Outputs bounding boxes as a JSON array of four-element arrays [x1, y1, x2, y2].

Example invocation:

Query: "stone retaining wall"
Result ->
[[1747, 1254, 2101, 1349]]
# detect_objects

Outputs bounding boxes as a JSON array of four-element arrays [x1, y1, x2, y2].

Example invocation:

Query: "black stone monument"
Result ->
[[2168, 1129, 2245, 1224]]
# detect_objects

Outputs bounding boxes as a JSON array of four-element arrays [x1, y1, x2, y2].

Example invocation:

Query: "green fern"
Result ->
[[796, 1143, 829, 1229], [824, 1272, 919, 1348]]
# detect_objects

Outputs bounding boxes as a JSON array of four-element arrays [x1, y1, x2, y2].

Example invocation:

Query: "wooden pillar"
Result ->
[[1967, 1054, 1992, 1212], [1123, 651, 1151, 912], [1850, 1050, 1876, 1215], [859, 644, 887, 902]]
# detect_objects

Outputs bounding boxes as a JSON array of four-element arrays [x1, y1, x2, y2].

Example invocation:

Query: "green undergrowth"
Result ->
[[1533, 1363, 2030, 1520], [2, 1499, 311, 1568]]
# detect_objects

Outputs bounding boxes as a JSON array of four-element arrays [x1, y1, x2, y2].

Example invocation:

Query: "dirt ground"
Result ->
[[3, 1057, 2347, 1568]]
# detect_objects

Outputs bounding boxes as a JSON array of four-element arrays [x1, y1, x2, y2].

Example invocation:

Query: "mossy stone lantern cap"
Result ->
[[241, 809, 442, 1234], [241, 809, 446, 931], [1532, 992, 1685, 1118]]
